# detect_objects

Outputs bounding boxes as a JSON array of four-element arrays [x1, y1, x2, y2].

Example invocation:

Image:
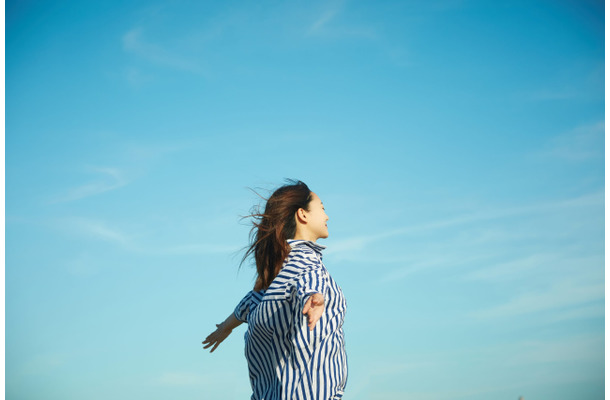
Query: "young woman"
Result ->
[[202, 180, 348, 399]]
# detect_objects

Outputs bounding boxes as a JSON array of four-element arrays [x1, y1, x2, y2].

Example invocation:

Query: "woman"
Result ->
[[202, 180, 348, 400]]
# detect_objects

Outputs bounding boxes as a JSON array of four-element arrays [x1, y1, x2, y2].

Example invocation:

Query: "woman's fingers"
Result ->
[[302, 293, 325, 330], [308, 312, 321, 330], [204, 332, 217, 343], [203, 337, 221, 351], [303, 294, 324, 315], [312, 293, 324, 306], [203, 335, 225, 352], [302, 296, 312, 314], [202, 323, 226, 351]]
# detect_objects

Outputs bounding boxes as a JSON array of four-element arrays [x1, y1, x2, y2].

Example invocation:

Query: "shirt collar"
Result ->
[[287, 239, 326, 256]]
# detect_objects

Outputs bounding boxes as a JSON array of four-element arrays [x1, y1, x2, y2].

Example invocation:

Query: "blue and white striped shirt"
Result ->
[[234, 240, 348, 400]]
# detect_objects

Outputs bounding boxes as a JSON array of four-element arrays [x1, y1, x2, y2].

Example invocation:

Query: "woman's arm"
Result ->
[[202, 313, 243, 353]]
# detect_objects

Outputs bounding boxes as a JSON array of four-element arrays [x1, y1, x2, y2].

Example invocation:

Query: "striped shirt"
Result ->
[[234, 240, 348, 400]]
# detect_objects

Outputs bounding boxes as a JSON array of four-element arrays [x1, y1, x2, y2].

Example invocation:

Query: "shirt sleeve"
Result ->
[[296, 265, 328, 307], [234, 291, 254, 323], [295, 263, 329, 344]]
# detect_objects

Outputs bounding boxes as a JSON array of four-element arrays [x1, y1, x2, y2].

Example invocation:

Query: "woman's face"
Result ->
[[305, 192, 329, 240]]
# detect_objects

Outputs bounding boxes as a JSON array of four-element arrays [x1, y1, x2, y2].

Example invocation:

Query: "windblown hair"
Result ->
[[241, 180, 313, 291]]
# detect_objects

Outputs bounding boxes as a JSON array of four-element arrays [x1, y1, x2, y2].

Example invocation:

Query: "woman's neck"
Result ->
[[292, 231, 317, 242]]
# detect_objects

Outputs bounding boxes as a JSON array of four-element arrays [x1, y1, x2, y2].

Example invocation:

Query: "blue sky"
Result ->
[[6, 0, 604, 399]]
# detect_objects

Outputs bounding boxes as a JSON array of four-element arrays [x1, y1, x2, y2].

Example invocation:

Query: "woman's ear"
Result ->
[[295, 208, 308, 223]]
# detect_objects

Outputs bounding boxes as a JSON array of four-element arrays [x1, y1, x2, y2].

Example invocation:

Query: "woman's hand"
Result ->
[[202, 322, 233, 353], [302, 293, 325, 331], [202, 313, 243, 353]]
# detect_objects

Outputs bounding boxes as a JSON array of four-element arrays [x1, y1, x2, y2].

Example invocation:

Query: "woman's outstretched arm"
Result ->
[[202, 313, 243, 353]]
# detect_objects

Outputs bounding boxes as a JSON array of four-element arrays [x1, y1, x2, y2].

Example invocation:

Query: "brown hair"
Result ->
[[241, 180, 313, 291]]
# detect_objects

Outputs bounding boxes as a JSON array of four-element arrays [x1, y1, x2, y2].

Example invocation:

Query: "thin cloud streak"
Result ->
[[51, 167, 129, 203], [540, 303, 605, 324], [463, 253, 602, 282], [376, 253, 492, 284], [528, 65, 604, 102], [306, 0, 376, 39], [62, 217, 240, 257], [308, 8, 341, 34], [122, 28, 205, 75], [501, 334, 604, 366], [68, 218, 132, 247], [538, 121, 605, 162], [328, 190, 603, 258], [158, 243, 241, 256], [18, 353, 69, 376], [334, 189, 603, 293], [471, 279, 604, 319], [49, 141, 190, 204]]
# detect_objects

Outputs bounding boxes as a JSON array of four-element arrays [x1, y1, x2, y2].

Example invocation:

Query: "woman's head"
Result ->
[[263, 180, 313, 241], [242, 179, 328, 290], [293, 192, 329, 242]]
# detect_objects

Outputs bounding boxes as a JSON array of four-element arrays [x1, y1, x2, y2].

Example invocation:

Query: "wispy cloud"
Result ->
[[530, 89, 579, 101], [158, 243, 241, 256], [463, 253, 602, 282], [49, 140, 191, 204], [122, 28, 205, 75], [529, 63, 604, 102], [327, 189, 603, 302], [51, 167, 129, 203], [124, 66, 154, 87], [471, 278, 604, 319], [20, 353, 68, 376], [538, 121, 604, 162], [328, 190, 603, 260], [541, 303, 605, 324], [306, 1, 376, 38], [68, 218, 132, 247], [309, 7, 342, 34], [61, 217, 240, 257], [376, 253, 493, 284], [501, 334, 604, 367]]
